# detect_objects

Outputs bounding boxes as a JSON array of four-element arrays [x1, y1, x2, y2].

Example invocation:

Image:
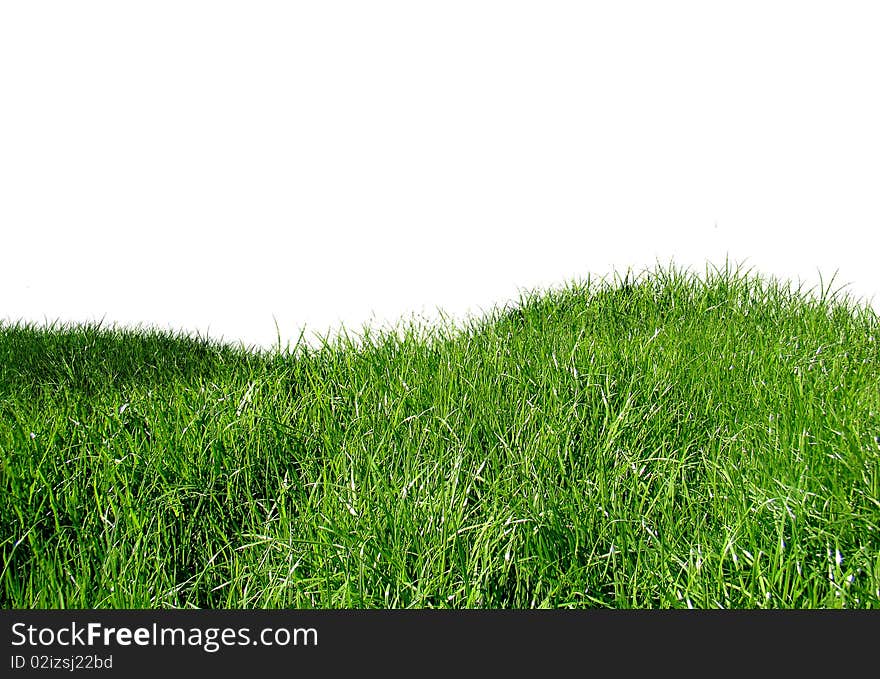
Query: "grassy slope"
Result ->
[[1, 265, 878, 608]]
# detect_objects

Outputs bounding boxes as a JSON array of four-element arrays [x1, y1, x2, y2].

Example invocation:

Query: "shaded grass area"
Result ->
[[1, 264, 878, 608]]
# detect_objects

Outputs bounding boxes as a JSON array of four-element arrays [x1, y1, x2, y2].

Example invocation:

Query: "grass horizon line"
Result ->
[[3, 258, 877, 356]]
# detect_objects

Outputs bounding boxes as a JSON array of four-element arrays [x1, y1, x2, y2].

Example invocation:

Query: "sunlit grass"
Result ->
[[1, 262, 878, 608]]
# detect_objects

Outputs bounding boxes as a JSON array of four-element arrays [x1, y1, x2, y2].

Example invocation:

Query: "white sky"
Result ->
[[2, 2, 878, 349]]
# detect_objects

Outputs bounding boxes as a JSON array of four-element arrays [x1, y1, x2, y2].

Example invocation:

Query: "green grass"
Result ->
[[1, 263, 878, 608]]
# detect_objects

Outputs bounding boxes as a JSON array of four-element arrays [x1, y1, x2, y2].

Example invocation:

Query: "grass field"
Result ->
[[1, 263, 878, 608]]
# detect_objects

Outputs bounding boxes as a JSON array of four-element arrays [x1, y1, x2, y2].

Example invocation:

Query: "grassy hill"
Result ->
[[1, 264, 878, 608]]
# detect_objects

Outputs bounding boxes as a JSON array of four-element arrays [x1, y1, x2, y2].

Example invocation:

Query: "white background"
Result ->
[[2, 1, 878, 349]]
